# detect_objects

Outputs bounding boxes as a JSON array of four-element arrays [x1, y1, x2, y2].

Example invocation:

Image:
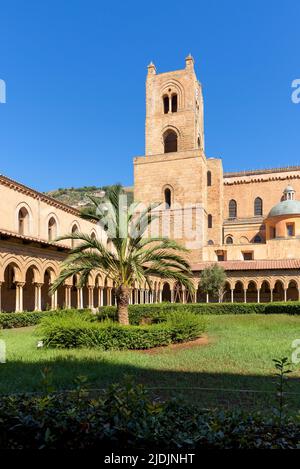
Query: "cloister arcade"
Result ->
[[0, 257, 299, 312]]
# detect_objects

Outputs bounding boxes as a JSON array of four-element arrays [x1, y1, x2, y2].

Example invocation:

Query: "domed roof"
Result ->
[[283, 185, 295, 193], [268, 199, 300, 218]]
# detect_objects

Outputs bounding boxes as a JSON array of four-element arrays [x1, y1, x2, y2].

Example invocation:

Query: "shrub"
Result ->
[[0, 382, 299, 449], [38, 311, 206, 350], [0, 309, 91, 329]]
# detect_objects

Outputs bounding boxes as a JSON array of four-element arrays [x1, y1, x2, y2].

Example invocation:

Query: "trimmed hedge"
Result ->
[[98, 301, 300, 325], [3, 301, 300, 331], [0, 309, 91, 329], [38, 311, 206, 350], [0, 382, 299, 449]]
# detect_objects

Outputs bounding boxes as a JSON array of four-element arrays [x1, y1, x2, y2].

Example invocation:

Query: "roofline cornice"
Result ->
[[0, 174, 96, 223]]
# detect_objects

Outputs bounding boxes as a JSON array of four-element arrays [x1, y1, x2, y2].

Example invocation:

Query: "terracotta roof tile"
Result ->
[[191, 259, 300, 271]]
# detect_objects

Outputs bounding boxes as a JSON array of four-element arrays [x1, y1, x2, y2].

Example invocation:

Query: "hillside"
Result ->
[[45, 184, 134, 209]]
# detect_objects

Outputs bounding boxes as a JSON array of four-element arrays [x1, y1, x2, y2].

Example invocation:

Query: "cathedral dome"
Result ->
[[268, 199, 300, 218]]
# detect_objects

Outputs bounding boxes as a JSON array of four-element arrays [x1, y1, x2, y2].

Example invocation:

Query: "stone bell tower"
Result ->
[[145, 54, 205, 156], [134, 56, 213, 260]]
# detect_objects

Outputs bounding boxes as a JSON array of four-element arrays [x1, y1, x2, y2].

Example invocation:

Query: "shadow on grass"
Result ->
[[1, 356, 300, 413]]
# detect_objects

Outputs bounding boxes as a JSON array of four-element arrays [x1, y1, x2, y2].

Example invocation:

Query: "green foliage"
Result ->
[[38, 311, 206, 350], [0, 309, 90, 329], [199, 264, 226, 300], [273, 357, 293, 424], [0, 381, 299, 449]]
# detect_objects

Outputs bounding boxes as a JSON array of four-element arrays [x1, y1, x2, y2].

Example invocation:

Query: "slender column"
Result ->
[[206, 293, 209, 304], [140, 289, 144, 304], [298, 288, 300, 302], [194, 291, 197, 303], [257, 288, 260, 304], [170, 289, 174, 303], [65, 286, 71, 309], [16, 283, 24, 312], [244, 289, 247, 303], [284, 288, 287, 302], [88, 286, 94, 309], [159, 289, 163, 303], [0, 282, 2, 311], [107, 287, 112, 306], [270, 289, 273, 303], [15, 284, 19, 312], [231, 289, 234, 303], [77, 287, 83, 309], [35, 283, 42, 311], [98, 287, 103, 307], [51, 289, 58, 310]]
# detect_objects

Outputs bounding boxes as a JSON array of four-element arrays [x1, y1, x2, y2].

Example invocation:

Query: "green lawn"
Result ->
[[1, 314, 300, 411]]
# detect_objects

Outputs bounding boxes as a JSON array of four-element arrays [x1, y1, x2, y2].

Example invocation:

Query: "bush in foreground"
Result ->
[[0, 382, 299, 449], [38, 311, 206, 349]]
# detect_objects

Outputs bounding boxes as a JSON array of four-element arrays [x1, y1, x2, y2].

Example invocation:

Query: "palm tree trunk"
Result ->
[[116, 284, 130, 325]]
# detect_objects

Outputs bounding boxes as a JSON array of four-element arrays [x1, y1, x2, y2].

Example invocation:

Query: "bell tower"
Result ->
[[134, 56, 220, 260], [145, 55, 205, 156]]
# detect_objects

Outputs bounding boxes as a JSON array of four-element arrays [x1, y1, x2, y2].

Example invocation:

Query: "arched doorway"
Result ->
[[287, 280, 298, 301], [2, 264, 19, 312], [260, 281, 271, 303], [223, 282, 231, 302], [41, 269, 52, 310], [273, 280, 285, 302], [162, 283, 171, 302], [23, 267, 37, 311], [233, 281, 244, 303], [247, 281, 258, 303]]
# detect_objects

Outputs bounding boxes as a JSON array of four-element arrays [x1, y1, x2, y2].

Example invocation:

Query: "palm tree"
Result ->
[[51, 186, 194, 325]]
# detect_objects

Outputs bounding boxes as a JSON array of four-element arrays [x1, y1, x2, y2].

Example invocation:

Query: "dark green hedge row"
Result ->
[[38, 311, 206, 350], [98, 302, 300, 324], [0, 382, 299, 449], [0, 309, 90, 329]]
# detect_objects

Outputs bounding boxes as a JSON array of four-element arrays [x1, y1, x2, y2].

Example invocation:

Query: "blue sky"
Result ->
[[0, 0, 299, 192]]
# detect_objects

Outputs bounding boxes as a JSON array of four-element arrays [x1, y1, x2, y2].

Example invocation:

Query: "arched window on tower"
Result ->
[[71, 224, 79, 248], [48, 217, 57, 241], [164, 188, 172, 209], [164, 130, 178, 153], [171, 94, 178, 113], [18, 207, 29, 235], [207, 171, 212, 187], [229, 200, 237, 219], [208, 214, 213, 229], [163, 95, 169, 114], [254, 197, 263, 216]]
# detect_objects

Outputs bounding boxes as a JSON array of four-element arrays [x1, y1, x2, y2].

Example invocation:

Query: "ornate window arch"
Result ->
[[160, 80, 184, 114], [15, 202, 33, 236]]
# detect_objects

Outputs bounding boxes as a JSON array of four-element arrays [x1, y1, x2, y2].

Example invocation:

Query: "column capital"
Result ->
[[16, 282, 25, 287]]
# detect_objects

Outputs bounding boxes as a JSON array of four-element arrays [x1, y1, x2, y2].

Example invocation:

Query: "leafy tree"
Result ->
[[199, 264, 226, 302], [51, 186, 194, 325]]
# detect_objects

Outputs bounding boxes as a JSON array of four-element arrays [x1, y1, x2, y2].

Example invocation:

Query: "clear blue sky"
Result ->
[[0, 0, 300, 192]]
